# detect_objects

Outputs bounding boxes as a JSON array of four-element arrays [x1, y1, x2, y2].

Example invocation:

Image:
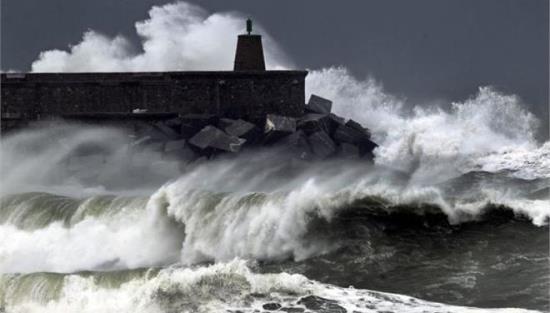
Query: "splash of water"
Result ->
[[1, 259, 538, 313], [30, 2, 291, 72], [306, 67, 542, 182], [28, 1, 546, 184]]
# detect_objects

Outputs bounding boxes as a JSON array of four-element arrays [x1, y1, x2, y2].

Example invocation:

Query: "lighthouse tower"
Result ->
[[234, 19, 266, 71]]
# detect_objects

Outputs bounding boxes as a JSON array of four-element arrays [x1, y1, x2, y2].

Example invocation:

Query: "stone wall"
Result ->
[[1, 70, 307, 131]]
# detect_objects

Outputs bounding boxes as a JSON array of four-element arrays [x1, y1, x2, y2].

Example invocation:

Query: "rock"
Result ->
[[329, 113, 346, 125], [333, 124, 366, 145], [217, 118, 236, 130], [345, 119, 371, 138], [306, 94, 332, 114], [189, 126, 246, 153], [153, 122, 180, 140], [164, 139, 199, 163], [163, 117, 183, 130], [338, 143, 360, 159], [135, 123, 173, 141], [357, 138, 378, 160], [278, 130, 313, 160], [164, 139, 187, 153], [224, 119, 260, 143], [297, 295, 347, 313], [265, 114, 296, 133], [279, 308, 305, 313], [180, 114, 219, 139], [308, 131, 336, 159], [333, 124, 378, 158], [262, 303, 282, 310], [264, 114, 297, 143], [298, 113, 341, 135]]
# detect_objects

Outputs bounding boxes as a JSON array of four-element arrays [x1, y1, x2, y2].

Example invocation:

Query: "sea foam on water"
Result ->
[[1, 1, 548, 312]]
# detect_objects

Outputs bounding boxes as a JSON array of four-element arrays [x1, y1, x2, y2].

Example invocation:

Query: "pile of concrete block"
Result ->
[[129, 94, 378, 165]]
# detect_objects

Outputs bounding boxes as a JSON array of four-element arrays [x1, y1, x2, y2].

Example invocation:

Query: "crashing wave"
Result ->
[[0, 259, 539, 313], [1, 163, 547, 273]]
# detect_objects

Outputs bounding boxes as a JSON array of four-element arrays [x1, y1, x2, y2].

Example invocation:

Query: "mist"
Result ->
[[30, 2, 291, 72]]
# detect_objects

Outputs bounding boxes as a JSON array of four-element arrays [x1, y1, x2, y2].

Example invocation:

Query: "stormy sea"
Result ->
[[1, 2, 549, 313]]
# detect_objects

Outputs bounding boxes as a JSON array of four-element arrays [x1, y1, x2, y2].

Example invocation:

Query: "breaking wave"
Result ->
[[2, 1, 548, 311], [0, 260, 539, 313], [30, 2, 291, 72], [1, 151, 547, 273], [306, 67, 544, 182]]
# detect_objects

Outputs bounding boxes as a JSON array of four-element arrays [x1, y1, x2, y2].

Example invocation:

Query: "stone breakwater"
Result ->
[[122, 94, 378, 166]]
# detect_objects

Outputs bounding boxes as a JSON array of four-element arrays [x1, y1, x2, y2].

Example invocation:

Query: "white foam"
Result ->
[[1, 153, 548, 273], [31, 2, 291, 72], [3, 0, 546, 284], [307, 67, 544, 183], [0, 199, 182, 273], [0, 124, 183, 196], [475, 142, 550, 180], [2, 260, 538, 313], [27, 1, 547, 185]]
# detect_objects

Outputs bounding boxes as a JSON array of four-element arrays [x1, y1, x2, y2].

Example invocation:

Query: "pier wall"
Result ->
[[1, 71, 307, 131]]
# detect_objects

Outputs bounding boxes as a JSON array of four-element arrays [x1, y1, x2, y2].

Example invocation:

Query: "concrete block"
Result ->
[[135, 124, 171, 141], [224, 119, 259, 142], [189, 125, 246, 153], [338, 143, 360, 159], [264, 114, 296, 143], [180, 114, 219, 139], [217, 118, 237, 130], [329, 113, 346, 125], [346, 119, 371, 138], [265, 114, 296, 133], [164, 117, 183, 130], [278, 130, 312, 160], [333, 123, 378, 157], [153, 122, 180, 140], [164, 139, 199, 163], [164, 139, 187, 153], [298, 113, 340, 135], [306, 94, 332, 114], [333, 124, 367, 145], [308, 130, 336, 159]]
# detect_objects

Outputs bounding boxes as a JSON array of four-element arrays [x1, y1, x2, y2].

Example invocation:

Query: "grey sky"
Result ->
[[1, 0, 548, 139]]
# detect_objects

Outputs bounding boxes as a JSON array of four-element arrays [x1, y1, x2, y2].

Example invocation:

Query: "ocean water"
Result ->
[[0, 116, 548, 312], [3, 2, 549, 312]]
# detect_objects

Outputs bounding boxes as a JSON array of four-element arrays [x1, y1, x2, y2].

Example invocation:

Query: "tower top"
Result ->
[[246, 18, 253, 35], [234, 19, 265, 71]]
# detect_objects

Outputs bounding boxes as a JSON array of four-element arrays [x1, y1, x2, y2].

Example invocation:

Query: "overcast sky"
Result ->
[[1, 0, 548, 138]]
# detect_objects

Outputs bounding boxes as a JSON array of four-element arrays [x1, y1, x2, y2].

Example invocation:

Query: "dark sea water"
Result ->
[[1, 65, 550, 313], [5, 1, 548, 310], [0, 124, 548, 312]]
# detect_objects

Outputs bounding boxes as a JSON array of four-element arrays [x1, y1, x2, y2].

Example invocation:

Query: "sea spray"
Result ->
[[31, 2, 291, 72], [1, 2, 548, 311], [0, 260, 539, 313], [0, 192, 183, 273], [25, 1, 546, 185], [2, 152, 547, 274], [0, 124, 183, 196], [306, 67, 542, 182]]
